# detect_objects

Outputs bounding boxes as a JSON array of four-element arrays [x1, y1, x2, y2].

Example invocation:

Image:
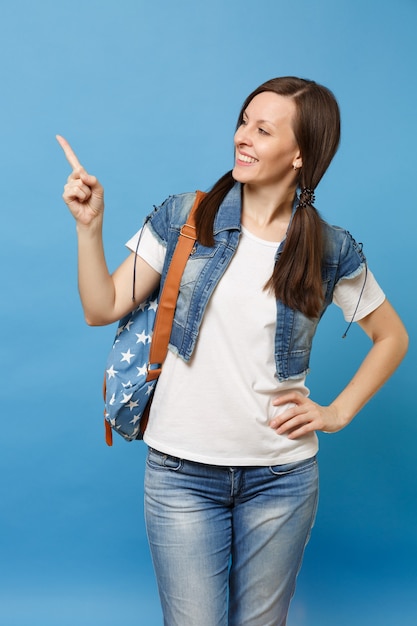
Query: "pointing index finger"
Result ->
[[56, 134, 83, 170]]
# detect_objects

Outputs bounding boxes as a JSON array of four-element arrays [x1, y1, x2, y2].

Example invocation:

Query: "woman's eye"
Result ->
[[258, 127, 269, 135]]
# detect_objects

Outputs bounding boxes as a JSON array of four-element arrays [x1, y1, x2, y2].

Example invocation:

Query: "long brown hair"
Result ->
[[195, 77, 341, 318]]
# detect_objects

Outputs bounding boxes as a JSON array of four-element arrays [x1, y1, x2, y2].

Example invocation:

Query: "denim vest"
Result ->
[[147, 183, 366, 381]]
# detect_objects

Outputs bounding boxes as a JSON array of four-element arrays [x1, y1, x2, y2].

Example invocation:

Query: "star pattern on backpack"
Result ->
[[104, 293, 159, 441]]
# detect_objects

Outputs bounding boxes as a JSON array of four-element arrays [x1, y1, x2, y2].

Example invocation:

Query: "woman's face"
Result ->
[[232, 91, 301, 190]]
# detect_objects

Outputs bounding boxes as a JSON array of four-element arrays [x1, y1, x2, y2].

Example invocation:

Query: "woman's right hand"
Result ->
[[57, 135, 104, 227]]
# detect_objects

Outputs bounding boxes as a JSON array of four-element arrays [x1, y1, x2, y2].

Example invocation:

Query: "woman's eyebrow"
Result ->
[[243, 111, 275, 126]]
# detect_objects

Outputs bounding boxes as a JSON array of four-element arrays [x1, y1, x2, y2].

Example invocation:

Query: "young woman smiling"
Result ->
[[58, 76, 408, 626]]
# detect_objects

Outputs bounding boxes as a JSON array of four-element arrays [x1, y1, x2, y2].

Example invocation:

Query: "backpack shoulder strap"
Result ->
[[146, 190, 206, 380]]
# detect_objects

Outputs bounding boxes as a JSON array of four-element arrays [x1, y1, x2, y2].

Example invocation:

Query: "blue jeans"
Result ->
[[144, 448, 318, 626]]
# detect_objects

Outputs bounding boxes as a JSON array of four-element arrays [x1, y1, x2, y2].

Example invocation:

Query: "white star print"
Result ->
[[130, 413, 142, 425], [148, 299, 158, 312], [136, 364, 148, 377], [135, 330, 150, 344], [124, 319, 134, 331], [127, 399, 139, 411], [106, 365, 118, 379], [121, 349, 135, 364]]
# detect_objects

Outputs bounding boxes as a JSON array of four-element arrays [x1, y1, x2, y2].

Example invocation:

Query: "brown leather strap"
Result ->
[[146, 190, 205, 381]]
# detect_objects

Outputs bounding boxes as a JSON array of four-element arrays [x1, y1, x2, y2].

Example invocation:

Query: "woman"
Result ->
[[58, 77, 408, 626]]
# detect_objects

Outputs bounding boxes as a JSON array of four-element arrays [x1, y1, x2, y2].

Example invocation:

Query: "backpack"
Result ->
[[103, 191, 205, 445]]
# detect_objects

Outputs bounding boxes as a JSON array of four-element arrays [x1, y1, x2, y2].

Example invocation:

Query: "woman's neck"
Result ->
[[241, 183, 296, 242]]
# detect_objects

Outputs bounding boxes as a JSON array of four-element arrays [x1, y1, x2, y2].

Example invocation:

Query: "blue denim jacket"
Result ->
[[147, 183, 366, 381]]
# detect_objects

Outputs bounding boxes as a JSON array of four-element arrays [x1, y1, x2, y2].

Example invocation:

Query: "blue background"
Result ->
[[1, 0, 416, 624]]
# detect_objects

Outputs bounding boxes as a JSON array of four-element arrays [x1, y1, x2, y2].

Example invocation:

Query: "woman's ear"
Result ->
[[292, 155, 303, 170]]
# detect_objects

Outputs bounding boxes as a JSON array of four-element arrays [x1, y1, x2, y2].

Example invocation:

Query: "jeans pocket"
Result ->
[[269, 455, 317, 477], [147, 447, 183, 471]]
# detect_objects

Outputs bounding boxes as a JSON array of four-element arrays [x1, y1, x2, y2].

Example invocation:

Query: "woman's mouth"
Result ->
[[236, 152, 258, 165]]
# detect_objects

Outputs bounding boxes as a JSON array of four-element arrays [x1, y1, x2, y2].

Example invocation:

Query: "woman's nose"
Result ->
[[235, 124, 252, 146]]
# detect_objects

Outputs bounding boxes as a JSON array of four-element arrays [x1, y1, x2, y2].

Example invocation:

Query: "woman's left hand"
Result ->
[[269, 392, 346, 439], [270, 302, 408, 441]]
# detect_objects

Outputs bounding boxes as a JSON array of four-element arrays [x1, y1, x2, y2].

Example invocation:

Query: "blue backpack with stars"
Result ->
[[103, 191, 205, 445]]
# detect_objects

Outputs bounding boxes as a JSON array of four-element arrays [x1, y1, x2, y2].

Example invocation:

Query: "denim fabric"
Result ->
[[145, 448, 319, 626], [148, 182, 366, 380]]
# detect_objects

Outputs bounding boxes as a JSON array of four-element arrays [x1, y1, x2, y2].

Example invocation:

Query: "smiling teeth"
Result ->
[[239, 154, 257, 163]]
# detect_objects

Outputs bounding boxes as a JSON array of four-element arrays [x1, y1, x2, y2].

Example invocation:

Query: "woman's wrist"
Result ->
[[76, 217, 103, 238]]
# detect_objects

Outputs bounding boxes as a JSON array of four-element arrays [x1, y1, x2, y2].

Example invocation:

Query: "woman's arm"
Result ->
[[57, 135, 160, 326], [270, 299, 409, 438]]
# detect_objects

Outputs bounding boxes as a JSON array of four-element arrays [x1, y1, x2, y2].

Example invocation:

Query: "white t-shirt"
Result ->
[[126, 225, 385, 466]]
